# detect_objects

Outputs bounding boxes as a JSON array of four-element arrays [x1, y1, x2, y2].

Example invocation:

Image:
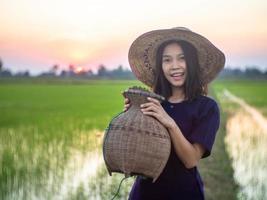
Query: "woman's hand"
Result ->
[[122, 91, 131, 112], [141, 97, 176, 129], [123, 98, 131, 112]]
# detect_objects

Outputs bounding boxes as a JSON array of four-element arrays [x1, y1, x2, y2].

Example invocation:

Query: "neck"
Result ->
[[169, 87, 185, 103]]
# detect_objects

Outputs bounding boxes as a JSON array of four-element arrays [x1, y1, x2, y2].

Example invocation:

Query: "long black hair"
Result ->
[[153, 40, 206, 101]]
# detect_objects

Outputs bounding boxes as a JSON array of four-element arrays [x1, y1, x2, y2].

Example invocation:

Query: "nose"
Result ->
[[171, 59, 180, 70]]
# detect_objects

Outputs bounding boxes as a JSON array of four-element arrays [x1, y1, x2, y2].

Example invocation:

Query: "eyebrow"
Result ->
[[162, 53, 184, 57]]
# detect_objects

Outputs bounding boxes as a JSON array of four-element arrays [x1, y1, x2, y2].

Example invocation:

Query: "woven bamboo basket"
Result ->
[[103, 86, 171, 182]]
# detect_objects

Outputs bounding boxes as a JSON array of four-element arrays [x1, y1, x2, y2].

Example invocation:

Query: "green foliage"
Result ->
[[0, 80, 142, 129], [1, 78, 266, 199], [0, 80, 141, 200], [213, 79, 267, 116]]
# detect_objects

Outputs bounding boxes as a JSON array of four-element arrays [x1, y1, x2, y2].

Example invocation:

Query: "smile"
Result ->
[[170, 72, 185, 78]]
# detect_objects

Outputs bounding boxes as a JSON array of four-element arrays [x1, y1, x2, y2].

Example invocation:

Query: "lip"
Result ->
[[170, 72, 185, 81], [171, 72, 184, 77]]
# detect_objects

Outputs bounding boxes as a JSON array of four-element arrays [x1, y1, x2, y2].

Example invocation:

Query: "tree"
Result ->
[[0, 69, 12, 77], [97, 64, 108, 77], [51, 64, 59, 74], [112, 65, 124, 76], [60, 70, 67, 77], [68, 64, 75, 76], [245, 67, 261, 77], [69, 64, 75, 72], [0, 58, 3, 72], [87, 69, 94, 76]]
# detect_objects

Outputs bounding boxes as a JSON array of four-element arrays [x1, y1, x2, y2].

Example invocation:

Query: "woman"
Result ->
[[124, 27, 225, 199]]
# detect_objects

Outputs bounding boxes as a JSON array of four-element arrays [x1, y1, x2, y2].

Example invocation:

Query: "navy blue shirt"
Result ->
[[128, 95, 220, 200]]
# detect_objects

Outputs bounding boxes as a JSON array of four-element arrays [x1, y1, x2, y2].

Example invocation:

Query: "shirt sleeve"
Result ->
[[188, 99, 220, 158]]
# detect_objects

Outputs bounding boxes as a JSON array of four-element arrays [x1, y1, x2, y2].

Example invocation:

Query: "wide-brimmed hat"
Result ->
[[128, 27, 225, 87]]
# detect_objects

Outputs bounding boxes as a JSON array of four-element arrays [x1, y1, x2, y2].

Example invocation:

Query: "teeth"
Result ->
[[171, 72, 184, 77]]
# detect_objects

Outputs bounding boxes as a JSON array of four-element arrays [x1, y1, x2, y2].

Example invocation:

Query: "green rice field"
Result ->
[[0, 78, 267, 200], [213, 79, 267, 116]]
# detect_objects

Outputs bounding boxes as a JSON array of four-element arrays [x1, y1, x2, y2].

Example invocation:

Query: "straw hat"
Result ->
[[128, 27, 225, 87]]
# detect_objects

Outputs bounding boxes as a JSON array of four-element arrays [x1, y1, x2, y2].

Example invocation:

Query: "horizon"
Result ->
[[1, 63, 267, 77], [1, 0, 267, 75]]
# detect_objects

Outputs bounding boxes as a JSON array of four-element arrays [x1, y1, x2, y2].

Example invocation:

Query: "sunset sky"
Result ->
[[0, 0, 267, 75]]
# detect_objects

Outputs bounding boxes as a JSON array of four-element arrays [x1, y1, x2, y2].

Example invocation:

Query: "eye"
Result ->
[[163, 58, 171, 63]]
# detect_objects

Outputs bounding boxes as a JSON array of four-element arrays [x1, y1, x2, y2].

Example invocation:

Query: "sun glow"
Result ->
[[74, 66, 86, 74], [69, 50, 89, 63], [0, 0, 266, 73]]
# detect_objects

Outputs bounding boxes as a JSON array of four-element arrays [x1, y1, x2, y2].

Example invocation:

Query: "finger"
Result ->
[[123, 105, 131, 111], [147, 97, 161, 106], [124, 98, 130, 103], [141, 105, 159, 113], [142, 111, 159, 118], [140, 102, 158, 108]]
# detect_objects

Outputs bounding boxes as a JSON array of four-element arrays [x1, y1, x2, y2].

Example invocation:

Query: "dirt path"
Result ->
[[223, 89, 267, 200], [223, 89, 267, 131]]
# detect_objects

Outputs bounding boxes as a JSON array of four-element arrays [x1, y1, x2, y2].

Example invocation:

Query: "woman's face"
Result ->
[[162, 42, 187, 88]]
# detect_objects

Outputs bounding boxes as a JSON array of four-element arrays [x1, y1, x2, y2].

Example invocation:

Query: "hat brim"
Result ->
[[128, 28, 225, 87]]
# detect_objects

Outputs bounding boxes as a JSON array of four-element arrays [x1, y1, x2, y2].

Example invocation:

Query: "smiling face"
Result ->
[[162, 42, 187, 89]]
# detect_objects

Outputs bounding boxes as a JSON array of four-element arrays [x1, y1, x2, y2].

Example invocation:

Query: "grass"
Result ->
[[3, 78, 266, 199], [0, 79, 142, 129], [213, 79, 267, 116], [0, 79, 142, 199]]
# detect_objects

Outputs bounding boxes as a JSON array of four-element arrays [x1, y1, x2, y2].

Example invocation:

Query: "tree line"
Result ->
[[0, 58, 134, 79], [218, 67, 267, 79], [0, 57, 267, 79]]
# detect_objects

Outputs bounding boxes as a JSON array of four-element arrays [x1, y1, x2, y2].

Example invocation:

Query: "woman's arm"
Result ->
[[141, 97, 205, 169], [167, 123, 205, 169]]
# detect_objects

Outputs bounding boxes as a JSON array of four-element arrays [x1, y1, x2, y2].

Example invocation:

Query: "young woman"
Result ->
[[124, 27, 225, 200]]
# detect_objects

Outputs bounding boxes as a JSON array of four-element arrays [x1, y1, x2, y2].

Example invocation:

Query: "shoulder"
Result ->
[[191, 95, 220, 106], [191, 95, 220, 117], [196, 95, 218, 107]]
